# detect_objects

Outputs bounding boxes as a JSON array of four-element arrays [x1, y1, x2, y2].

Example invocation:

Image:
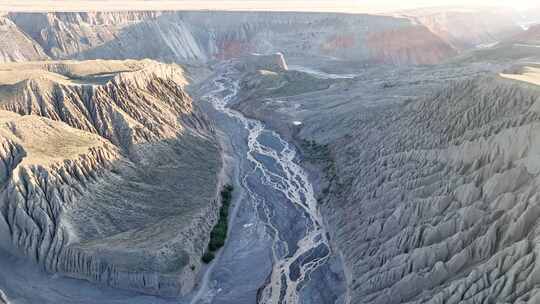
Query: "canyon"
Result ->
[[2, 11, 464, 65], [0, 7, 539, 304]]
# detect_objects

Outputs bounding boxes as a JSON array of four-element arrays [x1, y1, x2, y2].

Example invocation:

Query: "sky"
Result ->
[[371, 0, 537, 11], [0, 0, 538, 12], [397, 0, 535, 10]]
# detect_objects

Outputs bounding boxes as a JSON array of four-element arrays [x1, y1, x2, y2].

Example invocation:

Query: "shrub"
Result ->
[[202, 251, 215, 264], [202, 184, 234, 264]]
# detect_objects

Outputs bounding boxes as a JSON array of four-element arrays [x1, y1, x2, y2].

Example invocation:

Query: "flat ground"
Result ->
[[0, 111, 109, 166], [500, 65, 540, 85], [0, 60, 151, 86]]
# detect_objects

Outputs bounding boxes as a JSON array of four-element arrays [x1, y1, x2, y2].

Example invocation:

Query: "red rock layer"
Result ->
[[216, 40, 254, 60], [366, 26, 457, 65]]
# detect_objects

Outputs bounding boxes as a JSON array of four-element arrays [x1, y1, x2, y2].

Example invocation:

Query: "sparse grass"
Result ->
[[202, 184, 234, 263], [301, 139, 332, 164]]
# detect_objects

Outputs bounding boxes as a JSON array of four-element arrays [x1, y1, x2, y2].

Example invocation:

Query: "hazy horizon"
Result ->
[[0, 0, 538, 13]]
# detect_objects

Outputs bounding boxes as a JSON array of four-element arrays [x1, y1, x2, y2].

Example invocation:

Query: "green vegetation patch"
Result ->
[[202, 184, 234, 263], [300, 139, 339, 196]]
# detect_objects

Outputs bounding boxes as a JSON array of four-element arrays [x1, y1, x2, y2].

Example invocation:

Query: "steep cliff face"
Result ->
[[7, 11, 457, 65], [8, 12, 207, 62], [0, 60, 221, 296], [0, 16, 49, 62]]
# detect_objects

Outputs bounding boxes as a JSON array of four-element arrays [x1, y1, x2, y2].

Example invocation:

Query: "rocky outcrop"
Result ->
[[0, 16, 49, 62], [7, 11, 457, 65], [0, 60, 222, 296]]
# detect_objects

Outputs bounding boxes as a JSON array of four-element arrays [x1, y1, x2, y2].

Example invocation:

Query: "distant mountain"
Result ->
[[6, 11, 458, 65], [398, 7, 523, 50], [517, 6, 540, 29], [457, 22, 540, 63]]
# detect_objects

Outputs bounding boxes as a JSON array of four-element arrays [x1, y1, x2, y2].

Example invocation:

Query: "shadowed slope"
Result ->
[[0, 60, 222, 296]]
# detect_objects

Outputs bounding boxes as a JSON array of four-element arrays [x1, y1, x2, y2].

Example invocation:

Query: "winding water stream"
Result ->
[[191, 64, 344, 304]]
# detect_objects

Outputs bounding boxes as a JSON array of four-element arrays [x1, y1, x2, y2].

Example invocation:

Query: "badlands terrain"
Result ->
[[0, 6, 540, 304]]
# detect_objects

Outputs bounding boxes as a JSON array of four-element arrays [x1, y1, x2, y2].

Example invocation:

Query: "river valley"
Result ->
[[191, 63, 347, 304], [0, 62, 347, 304], [2, 6, 540, 304]]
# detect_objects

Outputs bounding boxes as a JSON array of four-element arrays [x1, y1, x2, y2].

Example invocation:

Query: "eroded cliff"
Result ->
[[229, 52, 540, 303], [0, 16, 49, 62], [324, 74, 540, 304], [0, 60, 221, 296], [6, 11, 459, 65], [0, 8, 534, 303]]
